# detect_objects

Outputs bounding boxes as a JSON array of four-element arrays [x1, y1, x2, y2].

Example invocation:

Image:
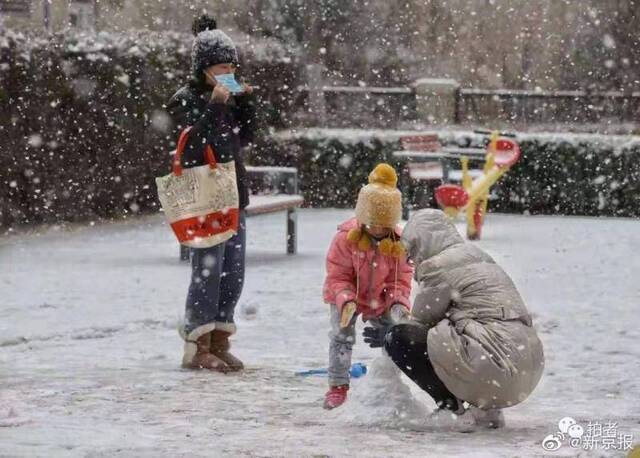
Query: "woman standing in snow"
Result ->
[[363, 209, 544, 431], [166, 15, 255, 372]]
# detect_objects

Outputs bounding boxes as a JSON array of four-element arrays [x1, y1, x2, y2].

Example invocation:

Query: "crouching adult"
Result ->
[[363, 209, 544, 431]]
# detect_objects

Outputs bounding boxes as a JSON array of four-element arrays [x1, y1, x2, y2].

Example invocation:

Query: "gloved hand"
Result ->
[[362, 322, 393, 348], [362, 303, 410, 348]]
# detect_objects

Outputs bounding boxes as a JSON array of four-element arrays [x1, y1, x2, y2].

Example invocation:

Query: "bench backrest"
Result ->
[[400, 134, 441, 152], [245, 166, 299, 195]]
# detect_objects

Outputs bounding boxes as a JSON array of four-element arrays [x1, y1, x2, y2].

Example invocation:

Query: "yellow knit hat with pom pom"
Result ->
[[355, 163, 403, 228]]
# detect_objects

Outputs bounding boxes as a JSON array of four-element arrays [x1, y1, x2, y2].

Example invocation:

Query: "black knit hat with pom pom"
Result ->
[[192, 14, 217, 36], [191, 14, 238, 78]]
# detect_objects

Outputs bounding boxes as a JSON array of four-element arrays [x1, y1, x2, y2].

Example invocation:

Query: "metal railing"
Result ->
[[292, 84, 640, 127], [455, 88, 640, 125], [293, 85, 418, 127]]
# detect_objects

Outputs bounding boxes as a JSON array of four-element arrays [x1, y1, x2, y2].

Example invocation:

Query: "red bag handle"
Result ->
[[172, 127, 218, 176]]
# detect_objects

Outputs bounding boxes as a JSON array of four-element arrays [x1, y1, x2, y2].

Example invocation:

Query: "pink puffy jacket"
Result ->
[[323, 218, 413, 319]]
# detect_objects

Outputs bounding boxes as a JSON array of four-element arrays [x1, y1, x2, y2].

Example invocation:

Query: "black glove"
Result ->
[[362, 324, 392, 349]]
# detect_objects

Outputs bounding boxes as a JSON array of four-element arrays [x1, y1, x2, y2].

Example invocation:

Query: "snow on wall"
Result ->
[[0, 28, 296, 64], [275, 127, 640, 150]]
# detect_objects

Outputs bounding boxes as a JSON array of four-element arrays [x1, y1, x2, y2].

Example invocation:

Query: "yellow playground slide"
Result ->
[[435, 131, 521, 240]]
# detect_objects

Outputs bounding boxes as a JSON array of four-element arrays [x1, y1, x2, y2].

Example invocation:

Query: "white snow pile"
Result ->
[[332, 355, 431, 431]]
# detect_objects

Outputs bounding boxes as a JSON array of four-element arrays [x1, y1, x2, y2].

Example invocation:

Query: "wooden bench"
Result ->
[[393, 134, 486, 219], [179, 166, 304, 260]]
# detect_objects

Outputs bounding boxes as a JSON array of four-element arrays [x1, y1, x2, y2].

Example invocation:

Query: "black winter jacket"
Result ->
[[165, 79, 255, 209]]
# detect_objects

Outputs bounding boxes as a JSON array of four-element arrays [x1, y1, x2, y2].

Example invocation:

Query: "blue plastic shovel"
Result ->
[[295, 362, 367, 378]]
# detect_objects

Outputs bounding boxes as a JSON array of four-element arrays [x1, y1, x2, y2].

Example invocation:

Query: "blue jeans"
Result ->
[[183, 212, 246, 341]]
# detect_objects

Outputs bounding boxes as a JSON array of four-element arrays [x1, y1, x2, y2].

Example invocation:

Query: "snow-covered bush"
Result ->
[[493, 136, 640, 217], [254, 130, 640, 217], [0, 29, 301, 230], [250, 133, 398, 209]]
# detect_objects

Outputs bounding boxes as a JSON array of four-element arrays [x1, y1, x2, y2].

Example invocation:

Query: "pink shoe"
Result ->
[[323, 385, 349, 410]]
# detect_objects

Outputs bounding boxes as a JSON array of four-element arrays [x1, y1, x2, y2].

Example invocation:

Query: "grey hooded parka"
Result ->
[[402, 209, 544, 409]]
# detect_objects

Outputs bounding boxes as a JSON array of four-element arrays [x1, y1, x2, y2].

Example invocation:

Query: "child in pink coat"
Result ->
[[322, 163, 413, 409]]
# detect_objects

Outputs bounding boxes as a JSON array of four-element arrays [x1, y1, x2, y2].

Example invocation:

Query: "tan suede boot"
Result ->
[[182, 333, 231, 373], [210, 330, 244, 371]]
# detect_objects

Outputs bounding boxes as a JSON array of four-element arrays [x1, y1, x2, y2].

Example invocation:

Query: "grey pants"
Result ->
[[328, 305, 389, 386]]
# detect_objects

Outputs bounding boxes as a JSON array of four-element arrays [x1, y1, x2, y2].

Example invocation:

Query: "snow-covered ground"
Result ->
[[1, 209, 639, 457]]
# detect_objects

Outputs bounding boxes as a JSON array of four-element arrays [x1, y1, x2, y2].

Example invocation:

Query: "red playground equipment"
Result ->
[[435, 131, 521, 240]]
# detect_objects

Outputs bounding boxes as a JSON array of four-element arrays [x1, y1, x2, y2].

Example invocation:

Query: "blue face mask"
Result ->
[[214, 73, 244, 94]]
